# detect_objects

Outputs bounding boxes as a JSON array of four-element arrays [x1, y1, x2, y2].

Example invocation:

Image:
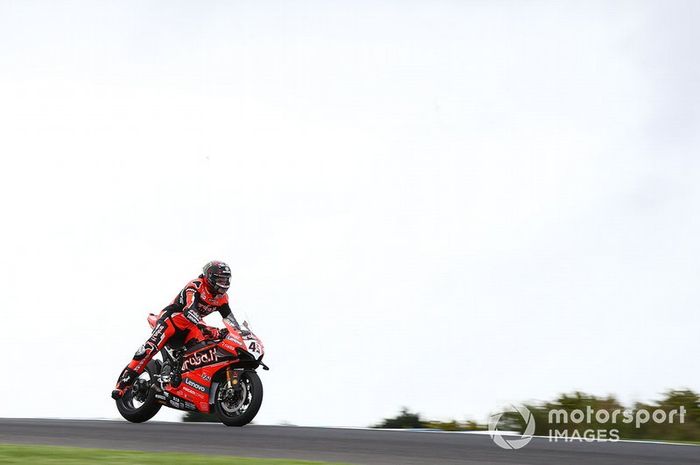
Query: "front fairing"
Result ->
[[222, 320, 265, 360]]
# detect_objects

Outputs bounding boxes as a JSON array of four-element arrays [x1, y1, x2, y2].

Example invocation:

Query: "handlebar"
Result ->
[[214, 327, 252, 340]]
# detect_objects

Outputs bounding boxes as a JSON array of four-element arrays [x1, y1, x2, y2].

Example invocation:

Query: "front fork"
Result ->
[[219, 367, 244, 405], [225, 367, 241, 389]]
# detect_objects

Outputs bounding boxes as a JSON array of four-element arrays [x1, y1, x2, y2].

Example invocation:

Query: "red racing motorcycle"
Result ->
[[114, 314, 268, 426]]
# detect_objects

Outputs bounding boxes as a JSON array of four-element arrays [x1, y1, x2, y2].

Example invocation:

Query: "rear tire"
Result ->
[[214, 370, 263, 427], [115, 360, 162, 423]]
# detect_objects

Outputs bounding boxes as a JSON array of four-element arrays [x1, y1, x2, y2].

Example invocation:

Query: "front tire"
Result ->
[[115, 360, 162, 423], [214, 370, 263, 427]]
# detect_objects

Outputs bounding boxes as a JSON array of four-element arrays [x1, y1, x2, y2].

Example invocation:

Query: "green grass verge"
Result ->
[[0, 444, 351, 465]]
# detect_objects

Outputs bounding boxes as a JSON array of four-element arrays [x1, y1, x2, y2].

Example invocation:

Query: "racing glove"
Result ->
[[198, 325, 220, 339]]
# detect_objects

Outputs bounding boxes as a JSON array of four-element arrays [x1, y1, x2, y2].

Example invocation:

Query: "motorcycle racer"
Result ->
[[112, 261, 241, 399]]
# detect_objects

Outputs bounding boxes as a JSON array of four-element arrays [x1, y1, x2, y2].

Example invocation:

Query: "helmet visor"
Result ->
[[212, 274, 231, 292]]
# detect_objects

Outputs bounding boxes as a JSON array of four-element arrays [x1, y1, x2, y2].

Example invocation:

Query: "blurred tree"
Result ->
[[500, 390, 700, 441], [182, 411, 219, 423], [374, 408, 485, 431], [373, 407, 426, 429], [634, 389, 700, 441], [371, 390, 700, 440]]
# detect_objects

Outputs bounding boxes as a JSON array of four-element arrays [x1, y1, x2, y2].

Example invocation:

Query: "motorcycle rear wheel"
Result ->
[[115, 360, 162, 423]]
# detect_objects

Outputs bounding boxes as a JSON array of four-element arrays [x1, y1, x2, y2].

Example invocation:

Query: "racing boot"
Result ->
[[111, 367, 138, 399]]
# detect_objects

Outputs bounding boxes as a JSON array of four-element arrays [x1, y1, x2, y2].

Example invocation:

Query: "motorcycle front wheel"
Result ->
[[214, 370, 263, 427]]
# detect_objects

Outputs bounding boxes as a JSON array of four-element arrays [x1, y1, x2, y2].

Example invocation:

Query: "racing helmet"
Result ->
[[203, 260, 231, 295]]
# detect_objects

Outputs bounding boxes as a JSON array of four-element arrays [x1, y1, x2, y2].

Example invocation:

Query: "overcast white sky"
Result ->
[[1, 0, 699, 426]]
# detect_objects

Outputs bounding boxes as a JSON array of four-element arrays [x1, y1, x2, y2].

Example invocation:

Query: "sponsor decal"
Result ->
[[182, 347, 218, 371], [185, 378, 207, 393], [227, 333, 244, 345], [165, 395, 196, 410], [220, 340, 242, 354], [148, 325, 166, 345], [185, 309, 202, 324], [201, 374, 211, 381], [197, 303, 217, 315], [134, 359, 146, 372], [182, 386, 199, 396]]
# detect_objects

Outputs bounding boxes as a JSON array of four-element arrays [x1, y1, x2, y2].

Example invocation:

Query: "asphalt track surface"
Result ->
[[0, 419, 698, 465]]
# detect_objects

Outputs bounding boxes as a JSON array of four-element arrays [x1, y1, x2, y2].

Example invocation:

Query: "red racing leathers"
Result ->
[[113, 276, 240, 397]]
